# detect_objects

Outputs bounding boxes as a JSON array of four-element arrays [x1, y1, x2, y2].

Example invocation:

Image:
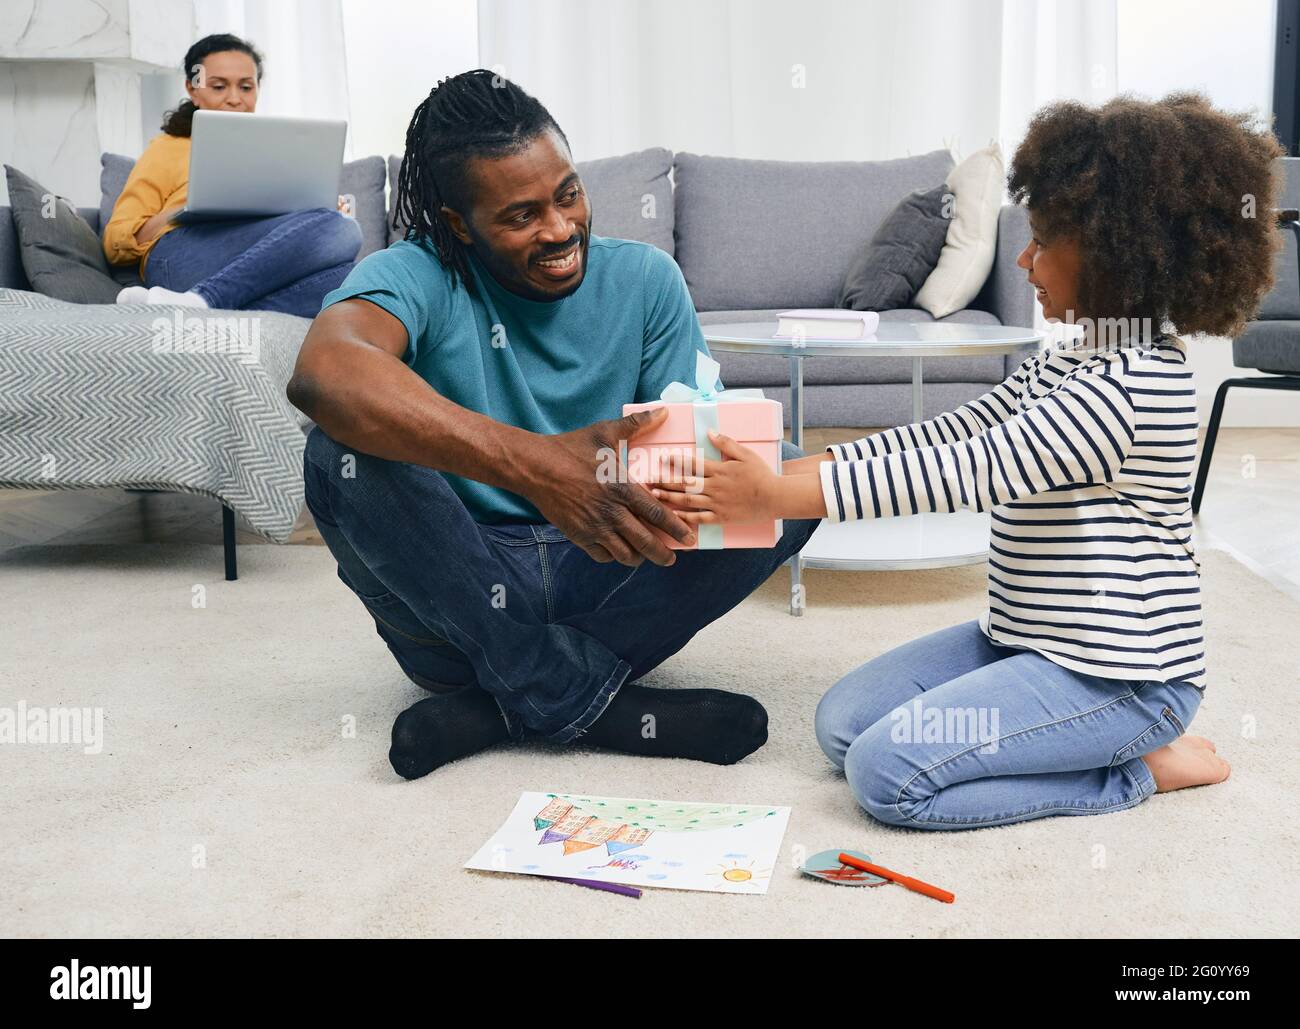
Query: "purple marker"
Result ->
[[542, 875, 642, 898]]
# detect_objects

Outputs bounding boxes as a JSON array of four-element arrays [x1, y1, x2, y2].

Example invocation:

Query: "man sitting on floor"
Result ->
[[287, 70, 818, 780]]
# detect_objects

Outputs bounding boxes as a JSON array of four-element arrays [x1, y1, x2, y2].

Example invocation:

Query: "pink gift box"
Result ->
[[622, 396, 785, 549]]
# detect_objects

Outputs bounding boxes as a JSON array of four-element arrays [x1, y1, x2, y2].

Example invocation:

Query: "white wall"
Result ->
[[1116, 0, 1274, 113], [1115, 0, 1291, 427]]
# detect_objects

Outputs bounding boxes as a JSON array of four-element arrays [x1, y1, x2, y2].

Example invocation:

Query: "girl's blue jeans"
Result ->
[[144, 207, 362, 317], [814, 620, 1204, 830]]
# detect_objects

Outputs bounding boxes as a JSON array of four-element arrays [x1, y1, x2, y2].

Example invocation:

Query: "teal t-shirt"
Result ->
[[319, 234, 712, 524]]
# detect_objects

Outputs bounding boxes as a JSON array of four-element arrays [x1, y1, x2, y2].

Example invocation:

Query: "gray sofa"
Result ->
[[3, 145, 1033, 430], [394, 146, 1035, 427]]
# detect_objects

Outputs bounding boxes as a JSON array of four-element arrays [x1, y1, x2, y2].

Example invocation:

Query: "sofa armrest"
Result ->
[[969, 203, 1035, 376], [974, 204, 1033, 326], [0, 207, 30, 291]]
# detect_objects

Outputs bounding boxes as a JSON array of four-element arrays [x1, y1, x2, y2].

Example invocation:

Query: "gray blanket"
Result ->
[[0, 288, 311, 542]]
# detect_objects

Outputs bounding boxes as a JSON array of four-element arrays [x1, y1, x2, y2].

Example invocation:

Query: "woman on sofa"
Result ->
[[650, 92, 1279, 830], [102, 33, 362, 317]]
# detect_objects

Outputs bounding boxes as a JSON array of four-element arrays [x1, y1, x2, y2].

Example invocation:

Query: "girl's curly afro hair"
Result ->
[[1007, 91, 1286, 339]]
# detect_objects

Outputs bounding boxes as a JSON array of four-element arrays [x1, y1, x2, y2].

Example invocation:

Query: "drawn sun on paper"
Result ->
[[708, 859, 771, 886]]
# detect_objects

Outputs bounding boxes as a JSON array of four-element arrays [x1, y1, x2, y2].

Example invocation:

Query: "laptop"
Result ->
[[171, 109, 348, 223]]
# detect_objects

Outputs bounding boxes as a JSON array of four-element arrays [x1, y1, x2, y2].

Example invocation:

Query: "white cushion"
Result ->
[[915, 143, 1005, 319]]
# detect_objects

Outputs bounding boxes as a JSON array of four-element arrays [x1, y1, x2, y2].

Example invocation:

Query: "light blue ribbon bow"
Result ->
[[659, 353, 765, 549]]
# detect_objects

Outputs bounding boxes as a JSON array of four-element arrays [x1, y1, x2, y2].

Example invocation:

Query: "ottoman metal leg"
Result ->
[[789, 353, 804, 616], [222, 504, 238, 581]]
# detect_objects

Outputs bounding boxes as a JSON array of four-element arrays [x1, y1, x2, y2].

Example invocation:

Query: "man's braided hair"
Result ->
[[392, 69, 570, 295]]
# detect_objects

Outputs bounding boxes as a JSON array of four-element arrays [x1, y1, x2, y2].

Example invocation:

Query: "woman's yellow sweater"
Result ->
[[101, 133, 191, 276]]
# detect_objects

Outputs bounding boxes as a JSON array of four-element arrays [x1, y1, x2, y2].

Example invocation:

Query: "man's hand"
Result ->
[[289, 302, 698, 566], [524, 407, 697, 567]]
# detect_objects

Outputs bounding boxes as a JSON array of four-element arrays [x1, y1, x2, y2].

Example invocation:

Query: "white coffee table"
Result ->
[[704, 321, 1044, 614]]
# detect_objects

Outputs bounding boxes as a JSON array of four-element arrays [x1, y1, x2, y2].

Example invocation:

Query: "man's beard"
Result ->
[[466, 213, 592, 303]]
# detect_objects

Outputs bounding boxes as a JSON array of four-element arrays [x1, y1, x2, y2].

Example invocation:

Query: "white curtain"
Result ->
[[192, 0, 353, 155], [479, 0, 1117, 168], [999, 0, 1118, 166], [192, 0, 479, 163]]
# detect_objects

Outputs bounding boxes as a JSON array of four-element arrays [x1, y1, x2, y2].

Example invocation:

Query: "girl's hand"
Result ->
[[782, 451, 833, 477], [649, 428, 779, 525]]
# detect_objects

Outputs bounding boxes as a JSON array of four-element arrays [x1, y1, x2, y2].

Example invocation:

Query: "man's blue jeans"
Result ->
[[145, 208, 362, 317], [815, 620, 1204, 830], [303, 426, 820, 743]]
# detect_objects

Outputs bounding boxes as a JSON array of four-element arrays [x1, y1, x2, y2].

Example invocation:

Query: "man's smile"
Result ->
[[533, 242, 582, 281]]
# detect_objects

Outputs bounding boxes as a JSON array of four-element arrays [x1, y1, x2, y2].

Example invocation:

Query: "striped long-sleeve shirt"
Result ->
[[819, 333, 1205, 691]]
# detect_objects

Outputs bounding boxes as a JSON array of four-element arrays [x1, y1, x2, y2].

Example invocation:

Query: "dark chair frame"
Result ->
[[1192, 211, 1300, 514]]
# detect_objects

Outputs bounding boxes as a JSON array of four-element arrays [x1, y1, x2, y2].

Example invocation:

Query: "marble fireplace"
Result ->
[[1, 0, 195, 206]]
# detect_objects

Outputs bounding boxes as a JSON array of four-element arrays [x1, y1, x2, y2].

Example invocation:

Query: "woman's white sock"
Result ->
[[115, 286, 149, 304], [145, 286, 209, 308]]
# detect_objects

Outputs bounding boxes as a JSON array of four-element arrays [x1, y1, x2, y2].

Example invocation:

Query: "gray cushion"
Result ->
[[1258, 157, 1300, 320], [838, 183, 951, 310], [697, 307, 1005, 387], [1233, 320, 1300, 374], [386, 154, 407, 245], [387, 147, 676, 255], [100, 149, 389, 263], [576, 147, 674, 255], [4, 164, 122, 303], [673, 148, 955, 312], [99, 152, 135, 234], [98, 153, 144, 287], [338, 155, 388, 259], [1, 205, 101, 290]]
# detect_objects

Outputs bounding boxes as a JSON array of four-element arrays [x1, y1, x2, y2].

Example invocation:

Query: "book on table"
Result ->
[[774, 309, 880, 340]]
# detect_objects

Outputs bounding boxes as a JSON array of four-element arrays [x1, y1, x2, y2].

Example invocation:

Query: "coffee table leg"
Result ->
[[789, 353, 804, 616]]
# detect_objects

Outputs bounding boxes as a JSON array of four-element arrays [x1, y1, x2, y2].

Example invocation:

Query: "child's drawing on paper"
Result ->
[[466, 792, 792, 894]]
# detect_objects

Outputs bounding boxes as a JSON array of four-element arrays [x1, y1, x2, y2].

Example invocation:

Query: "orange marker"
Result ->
[[837, 852, 954, 904]]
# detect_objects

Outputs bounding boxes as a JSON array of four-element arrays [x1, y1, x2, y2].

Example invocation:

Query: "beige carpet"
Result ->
[[2, 541, 1297, 938]]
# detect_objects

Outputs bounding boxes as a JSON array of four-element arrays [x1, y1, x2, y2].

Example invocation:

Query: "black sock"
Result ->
[[579, 683, 768, 764], [389, 688, 511, 780]]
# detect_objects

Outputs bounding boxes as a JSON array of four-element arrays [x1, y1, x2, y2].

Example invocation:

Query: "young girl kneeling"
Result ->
[[652, 93, 1282, 830]]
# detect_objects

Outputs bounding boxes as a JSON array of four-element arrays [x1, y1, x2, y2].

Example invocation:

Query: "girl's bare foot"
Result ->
[[1140, 736, 1230, 793]]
